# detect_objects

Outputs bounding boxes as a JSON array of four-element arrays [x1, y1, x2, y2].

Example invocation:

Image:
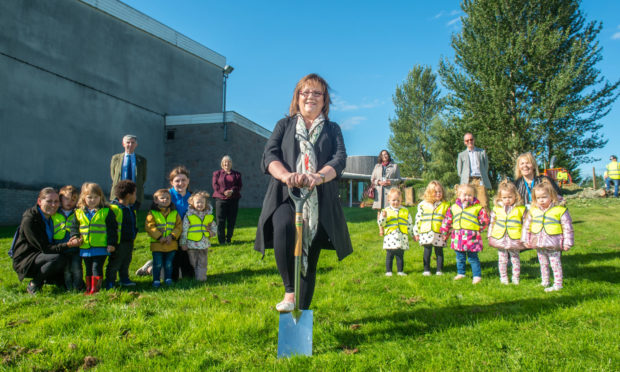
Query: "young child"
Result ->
[[179, 191, 216, 282], [522, 181, 574, 292], [105, 180, 138, 289], [488, 180, 526, 285], [377, 188, 413, 276], [441, 184, 490, 284], [413, 180, 449, 276], [145, 189, 182, 288], [70, 183, 117, 294], [52, 185, 82, 291]]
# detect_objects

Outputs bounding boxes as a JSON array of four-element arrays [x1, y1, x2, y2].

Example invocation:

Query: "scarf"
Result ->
[[295, 113, 324, 276]]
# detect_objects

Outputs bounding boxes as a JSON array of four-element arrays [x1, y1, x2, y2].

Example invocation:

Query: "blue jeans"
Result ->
[[605, 178, 619, 197], [152, 251, 176, 282], [455, 251, 481, 277]]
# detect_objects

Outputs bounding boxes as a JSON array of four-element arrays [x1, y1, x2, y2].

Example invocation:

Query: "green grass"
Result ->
[[1, 200, 618, 371]]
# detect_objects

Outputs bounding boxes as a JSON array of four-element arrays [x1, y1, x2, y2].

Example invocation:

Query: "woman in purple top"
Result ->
[[212, 155, 242, 244]]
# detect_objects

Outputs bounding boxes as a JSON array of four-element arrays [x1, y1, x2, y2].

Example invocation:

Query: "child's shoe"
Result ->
[[152, 280, 161, 288], [472, 276, 482, 284], [422, 271, 431, 276], [544, 285, 562, 292], [512, 277, 520, 285], [164, 279, 173, 286], [500, 278, 509, 285], [397, 272, 407, 276], [136, 260, 153, 276], [120, 279, 136, 287], [385, 272, 393, 277], [105, 280, 115, 290], [436, 271, 443, 276], [540, 281, 550, 287], [453, 274, 466, 281]]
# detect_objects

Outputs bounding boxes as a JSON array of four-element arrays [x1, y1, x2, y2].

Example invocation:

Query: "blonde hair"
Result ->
[[77, 182, 108, 209], [289, 73, 331, 119], [59, 185, 79, 200], [494, 180, 522, 206], [456, 184, 475, 199], [387, 187, 402, 200], [188, 191, 210, 210], [531, 181, 559, 208], [423, 180, 445, 203], [514, 152, 540, 179], [151, 189, 173, 211]]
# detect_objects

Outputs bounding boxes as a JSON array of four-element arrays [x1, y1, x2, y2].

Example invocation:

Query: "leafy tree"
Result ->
[[439, 0, 619, 182], [388, 65, 443, 177]]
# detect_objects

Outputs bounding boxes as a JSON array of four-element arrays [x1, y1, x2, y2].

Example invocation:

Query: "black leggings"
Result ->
[[272, 202, 324, 310], [386, 249, 404, 273], [27, 253, 66, 287], [83, 256, 107, 277], [423, 244, 444, 272]]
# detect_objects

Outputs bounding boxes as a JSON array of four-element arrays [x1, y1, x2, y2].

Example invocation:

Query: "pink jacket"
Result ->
[[441, 198, 489, 252], [521, 203, 574, 251]]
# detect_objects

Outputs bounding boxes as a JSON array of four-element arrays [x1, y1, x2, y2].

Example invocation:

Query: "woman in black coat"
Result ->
[[513, 152, 562, 206], [254, 73, 353, 312], [12, 187, 82, 294]]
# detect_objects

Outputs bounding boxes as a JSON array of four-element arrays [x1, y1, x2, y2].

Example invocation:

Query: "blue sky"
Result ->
[[122, 0, 619, 179]]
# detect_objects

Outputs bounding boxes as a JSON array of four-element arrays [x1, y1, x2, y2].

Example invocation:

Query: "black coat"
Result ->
[[254, 116, 353, 260], [514, 175, 562, 204], [12, 206, 69, 281]]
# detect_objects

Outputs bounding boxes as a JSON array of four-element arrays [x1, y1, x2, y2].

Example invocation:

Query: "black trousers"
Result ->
[[215, 198, 239, 244], [105, 240, 134, 282], [83, 256, 107, 277], [272, 202, 324, 310], [172, 249, 194, 281], [386, 249, 404, 273], [423, 244, 444, 272], [26, 253, 66, 287]]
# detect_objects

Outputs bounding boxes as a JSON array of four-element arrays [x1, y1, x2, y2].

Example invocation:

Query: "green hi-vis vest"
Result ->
[[150, 210, 178, 242], [187, 214, 215, 241], [529, 205, 567, 236], [451, 204, 483, 231], [109, 204, 123, 244], [51, 212, 76, 241], [607, 161, 620, 180], [75, 208, 110, 249], [419, 202, 450, 233], [384, 208, 410, 235], [491, 205, 526, 240]]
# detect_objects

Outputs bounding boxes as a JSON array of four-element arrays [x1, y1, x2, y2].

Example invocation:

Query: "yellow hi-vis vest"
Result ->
[[51, 211, 75, 241], [75, 208, 110, 249], [150, 210, 178, 242], [607, 161, 620, 180], [451, 204, 483, 231], [187, 214, 215, 241], [109, 204, 123, 244], [384, 208, 410, 235], [491, 205, 526, 240], [419, 202, 450, 233], [529, 205, 567, 235]]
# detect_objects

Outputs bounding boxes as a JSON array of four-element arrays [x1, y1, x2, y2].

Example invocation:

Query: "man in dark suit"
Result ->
[[457, 132, 491, 209], [110, 135, 147, 208]]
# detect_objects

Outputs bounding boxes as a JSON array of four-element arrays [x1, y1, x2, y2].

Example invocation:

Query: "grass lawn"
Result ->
[[1, 199, 618, 371]]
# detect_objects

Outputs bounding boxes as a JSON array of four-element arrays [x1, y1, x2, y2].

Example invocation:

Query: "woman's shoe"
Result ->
[[135, 260, 153, 276], [275, 300, 295, 313]]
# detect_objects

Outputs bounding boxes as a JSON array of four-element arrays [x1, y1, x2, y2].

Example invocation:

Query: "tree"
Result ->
[[439, 0, 619, 181], [388, 65, 443, 177]]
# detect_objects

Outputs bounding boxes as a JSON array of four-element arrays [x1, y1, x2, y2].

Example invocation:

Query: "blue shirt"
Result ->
[[169, 188, 191, 219], [38, 207, 53, 244]]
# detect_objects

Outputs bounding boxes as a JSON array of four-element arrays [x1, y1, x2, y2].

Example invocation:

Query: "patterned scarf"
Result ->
[[295, 113, 324, 276]]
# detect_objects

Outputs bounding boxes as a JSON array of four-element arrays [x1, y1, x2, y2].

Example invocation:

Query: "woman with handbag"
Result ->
[[370, 150, 401, 234]]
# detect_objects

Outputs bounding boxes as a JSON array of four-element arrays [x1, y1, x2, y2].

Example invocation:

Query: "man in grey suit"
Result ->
[[110, 135, 147, 208], [457, 132, 491, 209]]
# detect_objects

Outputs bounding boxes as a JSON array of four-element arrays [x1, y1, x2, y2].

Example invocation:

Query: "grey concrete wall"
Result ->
[[165, 123, 269, 208]]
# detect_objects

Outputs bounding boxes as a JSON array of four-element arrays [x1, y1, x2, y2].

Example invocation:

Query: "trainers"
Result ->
[[540, 281, 550, 287], [152, 280, 161, 288], [26, 281, 39, 295], [397, 272, 407, 276], [275, 300, 295, 313], [422, 271, 431, 276], [105, 281, 115, 290], [544, 285, 562, 292], [164, 279, 173, 286], [500, 278, 509, 285], [512, 278, 520, 285], [385, 272, 393, 277], [136, 260, 153, 276], [472, 276, 482, 284], [436, 271, 443, 276], [453, 274, 466, 281], [120, 279, 136, 287]]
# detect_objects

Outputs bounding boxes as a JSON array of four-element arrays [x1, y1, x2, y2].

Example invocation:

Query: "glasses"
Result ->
[[464, 138, 474, 143], [299, 90, 323, 98]]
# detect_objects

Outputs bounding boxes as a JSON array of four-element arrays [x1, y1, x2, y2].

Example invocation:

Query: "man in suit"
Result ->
[[110, 135, 147, 208], [457, 132, 491, 209]]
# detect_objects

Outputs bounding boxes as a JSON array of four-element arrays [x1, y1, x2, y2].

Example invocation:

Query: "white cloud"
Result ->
[[433, 10, 445, 19], [613, 26, 620, 40], [446, 17, 461, 27], [340, 116, 366, 130], [331, 94, 382, 112]]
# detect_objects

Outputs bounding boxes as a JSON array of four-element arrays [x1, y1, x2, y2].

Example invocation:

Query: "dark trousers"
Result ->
[[106, 240, 134, 283], [272, 202, 324, 310], [64, 253, 84, 290], [423, 244, 444, 272], [386, 249, 404, 273], [27, 253, 66, 287], [215, 198, 239, 244], [83, 256, 107, 277], [172, 249, 194, 280]]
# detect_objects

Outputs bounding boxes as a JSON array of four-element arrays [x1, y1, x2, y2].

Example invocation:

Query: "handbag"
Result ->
[[365, 184, 375, 199]]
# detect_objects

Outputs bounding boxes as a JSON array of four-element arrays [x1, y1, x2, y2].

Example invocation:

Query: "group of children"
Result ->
[[378, 179, 574, 291]]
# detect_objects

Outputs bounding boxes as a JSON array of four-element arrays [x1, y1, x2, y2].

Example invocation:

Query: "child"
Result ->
[[413, 181, 449, 276], [70, 183, 117, 294], [179, 191, 216, 281], [145, 189, 182, 288], [488, 180, 526, 284], [441, 184, 490, 284], [105, 180, 138, 289], [522, 181, 574, 292], [377, 188, 413, 276], [52, 185, 83, 291]]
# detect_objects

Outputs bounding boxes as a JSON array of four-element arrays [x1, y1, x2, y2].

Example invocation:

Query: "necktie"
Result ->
[[126, 156, 133, 181]]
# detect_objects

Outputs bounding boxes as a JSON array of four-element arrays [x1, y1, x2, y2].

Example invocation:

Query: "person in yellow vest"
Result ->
[[441, 184, 490, 284], [488, 180, 526, 285], [377, 188, 413, 276], [145, 189, 182, 288], [179, 191, 216, 282], [55, 185, 82, 291], [69, 183, 118, 295], [413, 181, 449, 276], [522, 181, 574, 292], [606, 155, 620, 197]]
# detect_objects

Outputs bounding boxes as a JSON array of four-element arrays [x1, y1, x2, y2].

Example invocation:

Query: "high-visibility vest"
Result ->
[[109, 204, 123, 244], [491, 205, 525, 240], [75, 208, 110, 248], [419, 202, 450, 233], [384, 208, 410, 235], [150, 210, 178, 242], [187, 214, 214, 241], [451, 204, 483, 231], [51, 211, 75, 241], [529, 205, 567, 235], [607, 161, 620, 180]]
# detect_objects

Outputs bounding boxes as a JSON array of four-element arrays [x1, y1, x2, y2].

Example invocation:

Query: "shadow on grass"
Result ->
[[521, 251, 619, 284]]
